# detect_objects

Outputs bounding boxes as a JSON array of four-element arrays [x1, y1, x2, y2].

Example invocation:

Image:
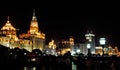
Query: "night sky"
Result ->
[[0, 3, 120, 48]]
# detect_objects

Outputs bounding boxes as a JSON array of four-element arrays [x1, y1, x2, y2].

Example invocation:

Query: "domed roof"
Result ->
[[1, 16, 16, 31]]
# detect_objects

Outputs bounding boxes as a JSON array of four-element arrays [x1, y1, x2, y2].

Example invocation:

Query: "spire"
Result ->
[[32, 9, 37, 21], [33, 9, 35, 17], [7, 16, 10, 23]]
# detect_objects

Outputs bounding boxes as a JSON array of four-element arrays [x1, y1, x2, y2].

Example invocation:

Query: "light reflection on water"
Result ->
[[19, 66, 47, 70], [20, 63, 75, 70], [23, 67, 36, 70]]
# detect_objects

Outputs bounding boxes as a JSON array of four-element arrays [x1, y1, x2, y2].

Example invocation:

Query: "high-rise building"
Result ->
[[85, 30, 95, 54]]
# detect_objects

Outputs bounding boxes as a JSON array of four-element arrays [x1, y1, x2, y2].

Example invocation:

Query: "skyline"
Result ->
[[0, 8, 120, 47]]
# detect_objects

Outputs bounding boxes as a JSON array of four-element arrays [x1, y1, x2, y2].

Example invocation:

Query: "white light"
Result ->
[[87, 43, 91, 49], [99, 38, 106, 45], [31, 58, 36, 61], [71, 51, 76, 56], [24, 67, 27, 70], [24, 53, 26, 55], [32, 67, 36, 70], [6, 43, 9, 47], [76, 49, 80, 53], [95, 47, 102, 49]]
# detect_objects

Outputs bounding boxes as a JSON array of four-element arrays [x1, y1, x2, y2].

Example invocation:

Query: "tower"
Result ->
[[30, 9, 39, 35], [18, 10, 45, 52], [85, 30, 95, 54], [29, 10, 45, 51]]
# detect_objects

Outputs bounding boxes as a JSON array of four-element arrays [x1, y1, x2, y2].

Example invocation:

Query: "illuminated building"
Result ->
[[0, 16, 19, 49], [107, 45, 113, 56], [48, 40, 56, 49], [69, 36, 74, 53], [56, 37, 74, 55], [69, 36, 74, 46], [79, 43, 87, 54], [85, 30, 95, 54], [0, 10, 45, 52], [19, 10, 45, 51], [113, 46, 119, 55], [45, 40, 57, 55], [95, 46, 103, 55]]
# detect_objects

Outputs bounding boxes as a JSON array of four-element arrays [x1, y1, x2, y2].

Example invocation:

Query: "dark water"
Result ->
[[4, 61, 119, 70], [20, 66, 46, 70], [1, 55, 120, 70], [5, 64, 74, 70], [6, 65, 73, 70]]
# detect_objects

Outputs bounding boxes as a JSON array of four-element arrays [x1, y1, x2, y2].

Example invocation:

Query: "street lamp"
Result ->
[[87, 43, 91, 55], [99, 38, 106, 55]]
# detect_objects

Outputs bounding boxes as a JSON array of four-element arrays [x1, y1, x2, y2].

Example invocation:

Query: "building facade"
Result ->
[[0, 10, 45, 52], [19, 10, 45, 51], [0, 16, 19, 49], [85, 30, 95, 54]]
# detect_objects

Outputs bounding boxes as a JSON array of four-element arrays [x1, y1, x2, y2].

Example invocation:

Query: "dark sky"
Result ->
[[0, 3, 120, 47]]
